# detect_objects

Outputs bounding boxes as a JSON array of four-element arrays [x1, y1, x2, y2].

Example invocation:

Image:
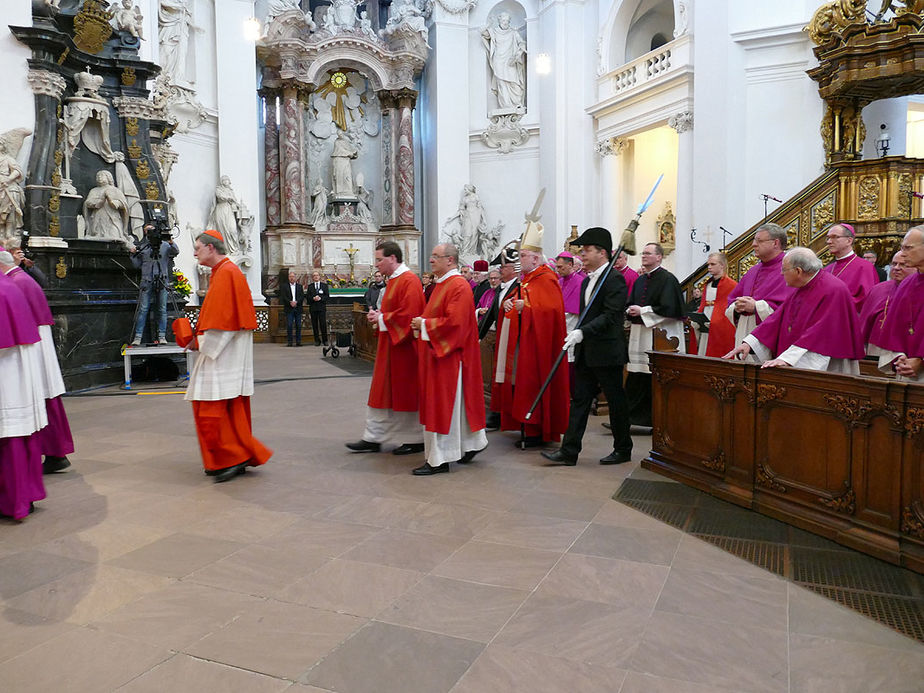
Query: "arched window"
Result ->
[[650, 32, 668, 51]]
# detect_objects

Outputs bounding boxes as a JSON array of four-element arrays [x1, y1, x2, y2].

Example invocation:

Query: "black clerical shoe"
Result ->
[[295, 342, 303, 347], [412, 462, 449, 476], [602, 422, 612, 430], [540, 449, 577, 466], [345, 440, 381, 453], [458, 446, 487, 464], [485, 413, 500, 431], [599, 451, 632, 465], [392, 443, 425, 456], [213, 463, 247, 483], [514, 436, 544, 449], [42, 456, 71, 474]]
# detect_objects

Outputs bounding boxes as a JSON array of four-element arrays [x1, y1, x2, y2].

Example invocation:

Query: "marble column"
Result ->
[[262, 89, 281, 227], [280, 83, 307, 225], [25, 69, 68, 240], [670, 111, 695, 276], [379, 91, 397, 227], [594, 136, 627, 235], [395, 89, 417, 228]]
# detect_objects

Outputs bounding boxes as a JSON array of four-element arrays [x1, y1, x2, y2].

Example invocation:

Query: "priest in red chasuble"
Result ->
[[346, 241, 426, 456], [185, 230, 272, 483], [872, 226, 924, 381], [822, 222, 879, 312], [410, 243, 487, 475], [492, 222, 569, 448], [696, 252, 737, 357], [724, 247, 863, 373]]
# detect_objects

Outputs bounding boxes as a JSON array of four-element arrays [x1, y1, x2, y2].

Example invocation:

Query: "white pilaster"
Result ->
[[670, 113, 695, 277]]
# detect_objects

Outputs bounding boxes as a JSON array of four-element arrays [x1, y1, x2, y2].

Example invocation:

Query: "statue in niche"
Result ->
[[207, 176, 252, 257], [355, 175, 376, 226], [442, 184, 490, 261], [0, 128, 29, 237], [482, 12, 527, 111], [158, 0, 193, 84], [311, 181, 329, 227], [381, 0, 428, 44], [83, 170, 131, 244], [330, 132, 358, 198], [110, 0, 144, 39]]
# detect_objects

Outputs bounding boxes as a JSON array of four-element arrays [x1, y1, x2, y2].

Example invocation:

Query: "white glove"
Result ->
[[562, 329, 583, 351]]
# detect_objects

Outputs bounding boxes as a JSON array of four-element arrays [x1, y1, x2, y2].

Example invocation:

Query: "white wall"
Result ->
[[0, 0, 38, 171]]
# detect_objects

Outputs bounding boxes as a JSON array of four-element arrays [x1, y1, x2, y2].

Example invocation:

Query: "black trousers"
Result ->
[[285, 309, 302, 345], [309, 308, 328, 344], [625, 372, 652, 427], [560, 359, 632, 458]]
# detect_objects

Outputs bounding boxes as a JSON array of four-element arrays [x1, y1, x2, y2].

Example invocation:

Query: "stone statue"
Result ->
[[110, 0, 144, 39], [0, 128, 29, 238], [358, 11, 378, 40], [330, 132, 358, 198], [324, 0, 360, 31], [381, 0, 428, 45], [158, 0, 193, 83], [266, 0, 301, 22], [444, 184, 487, 260], [206, 175, 251, 257], [356, 184, 376, 225], [482, 12, 527, 111], [83, 170, 131, 244], [311, 180, 329, 227], [44, 0, 61, 9]]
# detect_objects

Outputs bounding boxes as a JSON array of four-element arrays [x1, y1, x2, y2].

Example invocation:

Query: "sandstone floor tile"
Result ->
[[92, 581, 263, 650], [0, 627, 171, 693], [183, 505, 301, 543], [452, 645, 627, 693], [185, 544, 329, 598], [318, 494, 429, 527], [789, 633, 924, 693], [509, 489, 607, 521], [341, 528, 466, 571], [35, 521, 173, 563], [619, 671, 751, 693], [378, 575, 528, 642], [631, 610, 788, 693], [262, 517, 381, 557], [373, 473, 458, 502], [433, 480, 527, 511], [0, 608, 77, 664], [655, 567, 788, 631], [473, 511, 588, 551], [187, 600, 366, 680], [532, 472, 626, 499], [392, 503, 499, 538], [5, 564, 171, 625], [0, 550, 92, 600], [593, 499, 688, 531], [569, 523, 681, 565], [538, 553, 669, 609], [116, 654, 291, 693], [304, 621, 483, 693], [432, 541, 560, 590], [670, 534, 783, 580], [277, 558, 421, 616], [108, 533, 244, 578], [494, 593, 649, 667]]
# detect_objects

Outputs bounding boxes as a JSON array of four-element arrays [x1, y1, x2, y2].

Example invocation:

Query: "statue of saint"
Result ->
[[83, 170, 131, 243], [0, 128, 30, 238], [158, 0, 193, 83], [311, 180, 329, 227], [110, 0, 144, 39], [356, 184, 376, 225], [266, 0, 301, 22], [207, 175, 249, 256], [381, 0, 428, 43], [330, 132, 358, 198], [482, 12, 527, 110]]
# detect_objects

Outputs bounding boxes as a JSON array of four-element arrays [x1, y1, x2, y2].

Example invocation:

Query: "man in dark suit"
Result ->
[[542, 227, 632, 466], [279, 270, 304, 346], [478, 247, 520, 430], [307, 270, 329, 346]]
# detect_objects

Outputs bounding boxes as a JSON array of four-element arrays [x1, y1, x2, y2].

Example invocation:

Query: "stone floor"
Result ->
[[1, 343, 923, 692]]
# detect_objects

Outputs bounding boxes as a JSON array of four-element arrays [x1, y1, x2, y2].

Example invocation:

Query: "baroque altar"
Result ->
[[257, 2, 427, 297]]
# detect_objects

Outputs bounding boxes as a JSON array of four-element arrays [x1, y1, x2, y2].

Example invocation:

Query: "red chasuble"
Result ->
[[858, 279, 899, 347], [197, 258, 257, 334], [418, 275, 485, 435], [823, 254, 879, 312], [698, 275, 738, 357], [368, 270, 425, 412], [493, 265, 569, 441], [750, 270, 863, 359]]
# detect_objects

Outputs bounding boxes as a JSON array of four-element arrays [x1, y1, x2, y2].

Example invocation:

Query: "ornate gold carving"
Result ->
[[57, 48, 70, 66], [742, 383, 787, 407], [55, 256, 66, 278], [756, 462, 787, 493], [656, 202, 676, 255], [53, 149, 63, 166], [653, 429, 673, 450], [705, 375, 739, 402], [897, 172, 913, 218], [654, 368, 680, 385], [786, 220, 800, 249], [48, 216, 60, 237], [811, 193, 835, 235], [805, 0, 867, 46], [73, 0, 113, 55], [125, 117, 139, 136], [127, 139, 142, 159], [48, 193, 60, 213], [135, 159, 150, 179], [857, 175, 881, 220], [901, 503, 924, 538], [121, 67, 136, 86], [818, 485, 857, 515], [51, 169, 61, 187], [736, 253, 759, 281], [906, 407, 924, 438], [145, 181, 159, 200], [702, 450, 726, 473]]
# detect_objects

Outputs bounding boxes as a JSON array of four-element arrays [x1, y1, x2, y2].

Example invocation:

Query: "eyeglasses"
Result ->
[[753, 237, 774, 244], [430, 254, 449, 259]]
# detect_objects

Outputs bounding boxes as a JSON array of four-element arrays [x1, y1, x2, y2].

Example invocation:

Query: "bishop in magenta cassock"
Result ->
[[614, 250, 638, 295], [872, 226, 924, 381], [185, 230, 272, 483], [724, 247, 863, 373], [0, 268, 47, 519], [411, 243, 487, 475], [0, 251, 74, 474], [556, 252, 586, 369], [724, 223, 794, 360], [859, 250, 916, 357], [346, 241, 426, 455], [823, 222, 879, 312]]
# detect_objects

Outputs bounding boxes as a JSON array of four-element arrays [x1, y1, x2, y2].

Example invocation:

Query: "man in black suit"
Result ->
[[307, 270, 329, 346], [279, 270, 304, 346], [542, 227, 632, 466], [478, 247, 520, 430]]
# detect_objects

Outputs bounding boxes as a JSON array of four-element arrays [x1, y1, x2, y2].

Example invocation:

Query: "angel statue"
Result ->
[[0, 128, 30, 237], [206, 175, 253, 257]]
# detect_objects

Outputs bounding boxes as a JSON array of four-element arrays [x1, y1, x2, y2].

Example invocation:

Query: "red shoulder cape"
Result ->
[[197, 258, 257, 333]]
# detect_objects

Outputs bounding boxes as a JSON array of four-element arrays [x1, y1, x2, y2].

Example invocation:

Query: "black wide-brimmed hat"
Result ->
[[491, 243, 519, 266], [572, 227, 613, 254]]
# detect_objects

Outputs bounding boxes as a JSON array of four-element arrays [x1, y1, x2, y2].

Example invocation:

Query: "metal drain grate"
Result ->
[[696, 535, 787, 576], [617, 499, 693, 530], [615, 478, 702, 505], [801, 584, 924, 642], [791, 547, 917, 597], [688, 507, 791, 544], [788, 526, 851, 552]]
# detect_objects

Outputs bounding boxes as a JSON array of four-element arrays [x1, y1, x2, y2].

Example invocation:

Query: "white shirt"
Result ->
[[582, 263, 608, 308]]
